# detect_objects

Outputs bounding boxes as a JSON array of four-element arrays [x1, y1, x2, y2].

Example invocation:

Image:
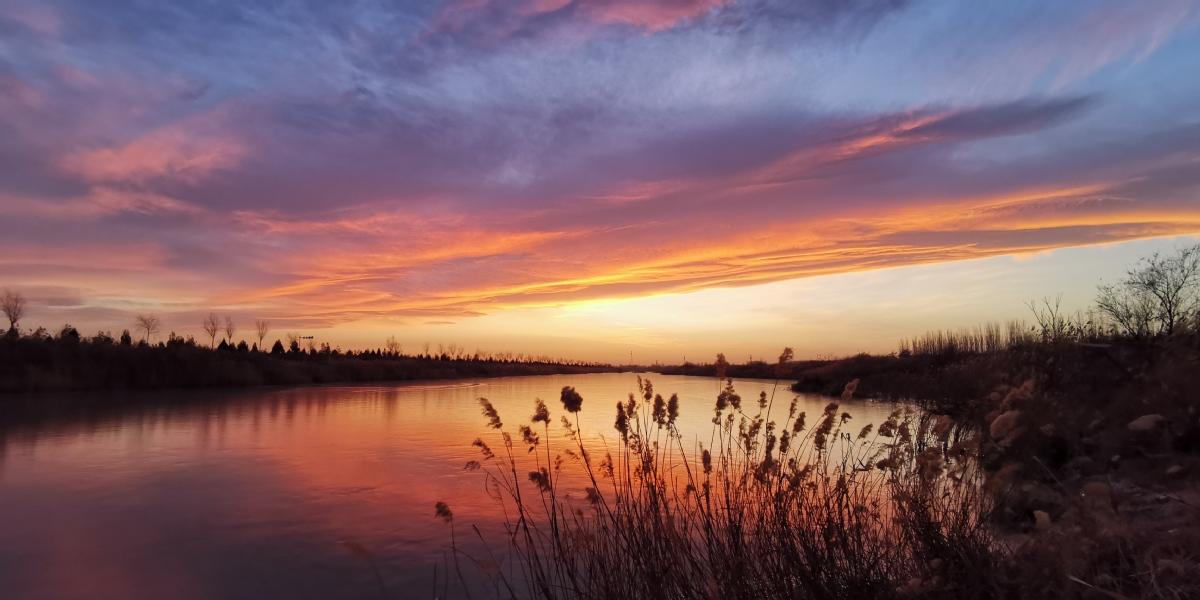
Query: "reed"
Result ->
[[448, 378, 1001, 599]]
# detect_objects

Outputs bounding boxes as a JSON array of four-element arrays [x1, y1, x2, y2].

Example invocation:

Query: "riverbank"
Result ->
[[0, 335, 618, 393], [455, 337, 1200, 598]]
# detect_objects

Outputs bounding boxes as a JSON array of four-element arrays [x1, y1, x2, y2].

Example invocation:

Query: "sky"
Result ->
[[2, 0, 1199, 362]]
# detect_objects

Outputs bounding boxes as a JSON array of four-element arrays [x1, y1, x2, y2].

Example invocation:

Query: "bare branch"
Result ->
[[2, 289, 27, 332], [202, 313, 220, 348]]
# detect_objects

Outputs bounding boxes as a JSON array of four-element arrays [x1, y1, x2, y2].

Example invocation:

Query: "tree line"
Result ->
[[896, 244, 1200, 358], [0, 297, 607, 369]]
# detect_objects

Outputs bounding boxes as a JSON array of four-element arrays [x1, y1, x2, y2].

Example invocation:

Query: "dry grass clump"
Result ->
[[445, 378, 1002, 599]]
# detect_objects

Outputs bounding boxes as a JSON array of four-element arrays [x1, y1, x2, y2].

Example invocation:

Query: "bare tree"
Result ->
[[255, 319, 270, 349], [202, 313, 220, 348], [2, 289, 26, 333], [1096, 244, 1200, 337], [385, 336, 401, 356], [1027, 295, 1068, 342], [224, 316, 236, 343], [1095, 282, 1155, 338], [135, 314, 161, 343]]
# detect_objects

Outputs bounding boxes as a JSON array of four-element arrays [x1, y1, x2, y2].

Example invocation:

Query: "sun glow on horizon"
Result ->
[[2, 1, 1200, 361]]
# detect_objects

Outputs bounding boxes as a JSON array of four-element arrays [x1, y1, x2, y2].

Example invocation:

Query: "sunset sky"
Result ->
[[2, 0, 1199, 362]]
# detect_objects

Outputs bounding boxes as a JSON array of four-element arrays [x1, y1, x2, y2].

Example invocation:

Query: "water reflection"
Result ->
[[0, 373, 896, 599]]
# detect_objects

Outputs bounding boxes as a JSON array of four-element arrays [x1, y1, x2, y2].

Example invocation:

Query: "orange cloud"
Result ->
[[209, 178, 1200, 327]]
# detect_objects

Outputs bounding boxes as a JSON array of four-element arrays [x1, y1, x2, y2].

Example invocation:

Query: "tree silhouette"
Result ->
[[1097, 244, 1200, 337], [2, 289, 26, 334], [202, 313, 220, 348], [135, 314, 161, 343], [255, 319, 270, 349], [224, 316, 236, 344], [59, 324, 80, 342]]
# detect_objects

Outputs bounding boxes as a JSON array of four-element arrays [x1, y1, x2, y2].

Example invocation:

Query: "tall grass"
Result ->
[[899, 308, 1117, 359], [448, 379, 1000, 599], [898, 321, 1028, 357]]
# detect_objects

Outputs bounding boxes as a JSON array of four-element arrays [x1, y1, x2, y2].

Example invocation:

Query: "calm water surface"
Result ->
[[0, 373, 896, 599]]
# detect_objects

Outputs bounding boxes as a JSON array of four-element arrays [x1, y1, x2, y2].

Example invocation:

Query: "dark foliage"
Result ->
[[0, 335, 617, 394]]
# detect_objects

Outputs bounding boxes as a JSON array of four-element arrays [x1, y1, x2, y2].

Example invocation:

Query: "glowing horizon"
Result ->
[[3, 1, 1200, 361]]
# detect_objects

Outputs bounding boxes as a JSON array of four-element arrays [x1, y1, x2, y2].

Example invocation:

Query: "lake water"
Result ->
[[0, 373, 895, 599]]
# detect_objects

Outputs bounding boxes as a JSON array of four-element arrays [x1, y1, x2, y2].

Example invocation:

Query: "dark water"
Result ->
[[0, 373, 894, 599]]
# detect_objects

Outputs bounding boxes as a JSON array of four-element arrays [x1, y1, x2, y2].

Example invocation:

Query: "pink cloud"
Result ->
[[2, 2, 62, 36], [60, 108, 245, 185], [0, 189, 203, 219], [432, 0, 725, 34], [0, 75, 45, 112], [578, 0, 726, 31]]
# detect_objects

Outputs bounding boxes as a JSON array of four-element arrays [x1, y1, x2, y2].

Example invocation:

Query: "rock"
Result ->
[[1065, 456, 1096, 476], [990, 410, 1023, 445], [1039, 423, 1056, 436], [1166, 464, 1185, 477], [897, 578, 925, 597], [986, 462, 1021, 494], [1127, 414, 1166, 433], [1020, 481, 1064, 512], [1033, 510, 1052, 531], [1080, 480, 1112, 501], [1080, 481, 1117, 516]]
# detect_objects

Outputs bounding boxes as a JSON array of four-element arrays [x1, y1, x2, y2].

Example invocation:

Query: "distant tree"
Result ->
[[775, 347, 794, 377], [1097, 244, 1200, 337], [714, 353, 729, 379], [135, 314, 161, 343], [1027, 296, 1068, 342], [224, 316, 236, 344], [1095, 283, 1155, 338], [385, 336, 401, 356], [255, 319, 270, 349], [271, 340, 285, 355], [217, 339, 230, 351], [59, 324, 80, 343], [202, 313, 220, 348], [120, 329, 133, 346], [2, 289, 26, 334], [236, 340, 249, 352]]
